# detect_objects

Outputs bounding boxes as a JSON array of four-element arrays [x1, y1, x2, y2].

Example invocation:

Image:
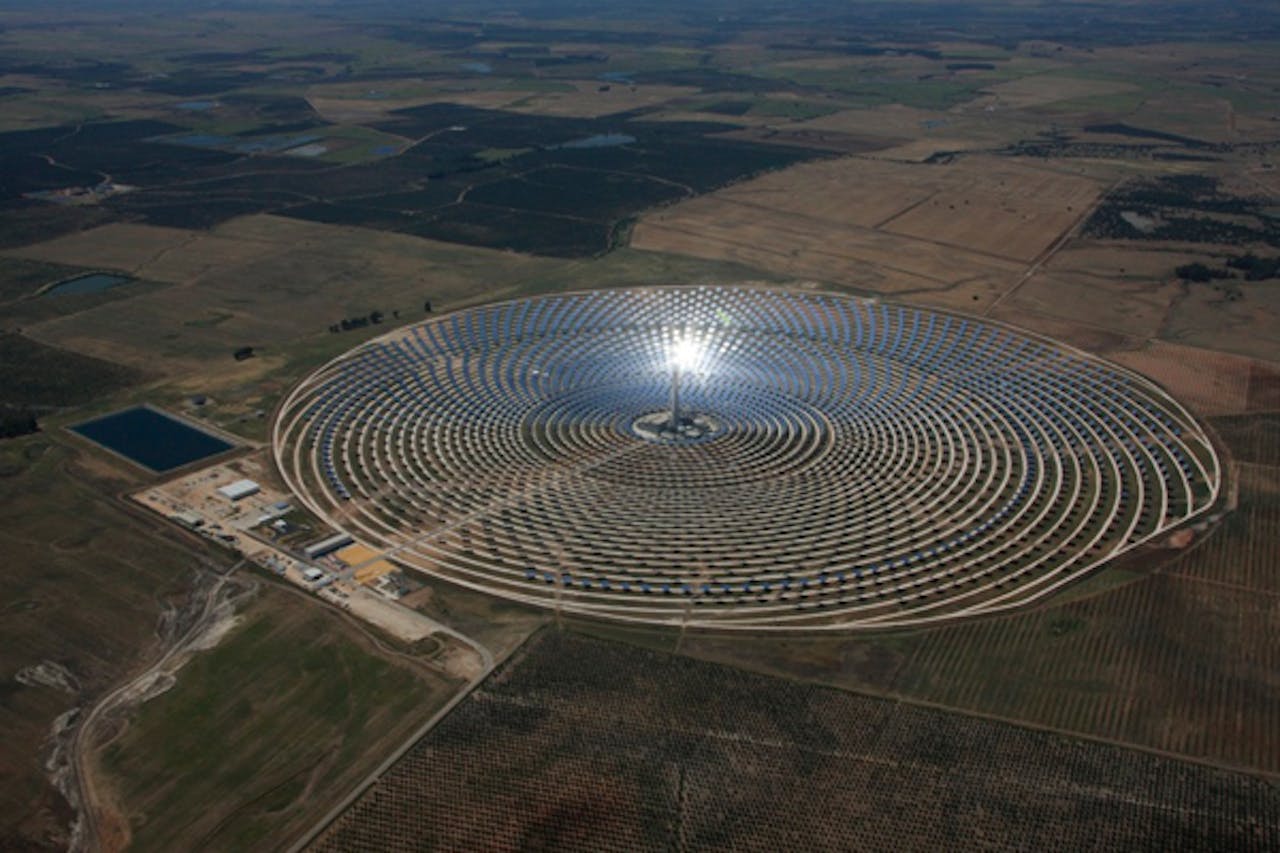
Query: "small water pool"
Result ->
[[44, 273, 133, 298], [71, 406, 235, 472]]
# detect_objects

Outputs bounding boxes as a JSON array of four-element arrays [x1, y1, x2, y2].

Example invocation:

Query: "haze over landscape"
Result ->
[[0, 1, 1278, 850]]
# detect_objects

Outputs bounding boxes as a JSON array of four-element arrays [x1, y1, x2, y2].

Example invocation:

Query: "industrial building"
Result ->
[[217, 478, 261, 501], [304, 532, 354, 559]]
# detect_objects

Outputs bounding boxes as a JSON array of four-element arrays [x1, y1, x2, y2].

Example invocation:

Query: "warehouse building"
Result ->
[[217, 478, 260, 501]]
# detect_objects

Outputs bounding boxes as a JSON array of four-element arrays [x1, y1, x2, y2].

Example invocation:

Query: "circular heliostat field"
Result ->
[[274, 287, 1220, 630]]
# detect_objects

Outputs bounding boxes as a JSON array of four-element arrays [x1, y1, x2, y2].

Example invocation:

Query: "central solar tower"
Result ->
[[274, 286, 1221, 631]]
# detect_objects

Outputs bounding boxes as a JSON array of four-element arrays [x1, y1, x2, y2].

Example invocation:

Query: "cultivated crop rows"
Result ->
[[312, 631, 1280, 852], [891, 572, 1280, 773]]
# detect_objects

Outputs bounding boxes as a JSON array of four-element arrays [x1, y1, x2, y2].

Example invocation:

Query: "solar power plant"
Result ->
[[273, 287, 1221, 630]]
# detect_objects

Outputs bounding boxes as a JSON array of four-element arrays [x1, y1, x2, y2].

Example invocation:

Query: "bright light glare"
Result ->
[[670, 336, 701, 372]]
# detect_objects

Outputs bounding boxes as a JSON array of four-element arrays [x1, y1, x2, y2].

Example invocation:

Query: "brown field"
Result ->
[[1038, 242, 1208, 280], [1211, 414, 1280, 469], [1075, 91, 1237, 144], [873, 272, 1012, 313], [1163, 274, 1280, 364], [862, 137, 992, 162], [633, 200, 1022, 295], [303, 93, 455, 126], [0, 76, 199, 132], [975, 74, 1142, 109], [504, 80, 700, 118], [14, 215, 568, 372], [713, 125, 908, 153], [1068, 52, 1279, 140], [1172, 463, 1279, 592], [1109, 341, 1254, 417], [312, 630, 1280, 852], [1002, 242, 1194, 340], [1247, 165, 1280, 196], [1004, 270, 1181, 339], [302, 79, 518, 123], [4, 225, 295, 290], [985, 304, 1139, 354], [644, 91, 848, 131], [309, 79, 700, 122], [631, 154, 1101, 306], [703, 156, 935, 227], [787, 104, 955, 137], [880, 158, 1101, 261], [1246, 361, 1280, 412], [4, 224, 198, 275], [784, 103, 1039, 155]]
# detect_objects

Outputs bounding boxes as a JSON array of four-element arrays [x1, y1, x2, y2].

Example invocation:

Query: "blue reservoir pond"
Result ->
[[71, 407, 234, 472], [43, 273, 133, 297]]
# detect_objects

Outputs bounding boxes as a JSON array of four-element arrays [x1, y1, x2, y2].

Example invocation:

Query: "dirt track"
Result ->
[[62, 560, 256, 853]]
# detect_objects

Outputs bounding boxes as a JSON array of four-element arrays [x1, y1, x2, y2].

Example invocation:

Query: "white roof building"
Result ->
[[217, 478, 260, 501], [304, 532, 354, 559]]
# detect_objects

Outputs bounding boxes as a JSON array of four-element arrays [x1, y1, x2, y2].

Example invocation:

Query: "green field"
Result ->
[[102, 585, 462, 851], [0, 437, 215, 849]]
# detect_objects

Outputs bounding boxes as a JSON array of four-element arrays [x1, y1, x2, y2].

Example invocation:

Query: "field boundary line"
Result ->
[[287, 628, 542, 852], [837, 670, 1280, 782], [1165, 570, 1280, 599], [984, 178, 1118, 320], [871, 189, 940, 230], [285, 668, 490, 853]]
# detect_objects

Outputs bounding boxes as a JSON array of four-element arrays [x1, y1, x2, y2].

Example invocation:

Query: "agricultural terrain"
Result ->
[[0, 0, 1277, 849], [314, 630, 1280, 851]]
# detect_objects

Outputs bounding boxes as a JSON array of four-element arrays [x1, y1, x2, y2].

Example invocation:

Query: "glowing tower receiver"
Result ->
[[668, 334, 701, 431], [628, 328, 721, 444]]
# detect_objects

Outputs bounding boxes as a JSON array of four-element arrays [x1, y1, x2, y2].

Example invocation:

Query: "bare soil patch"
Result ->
[[1109, 341, 1253, 417]]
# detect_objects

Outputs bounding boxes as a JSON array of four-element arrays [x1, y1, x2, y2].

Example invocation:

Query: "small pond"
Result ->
[[43, 273, 133, 298], [71, 406, 235, 472]]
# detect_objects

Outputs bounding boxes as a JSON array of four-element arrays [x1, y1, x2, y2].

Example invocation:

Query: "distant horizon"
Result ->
[[2, 0, 1278, 45]]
